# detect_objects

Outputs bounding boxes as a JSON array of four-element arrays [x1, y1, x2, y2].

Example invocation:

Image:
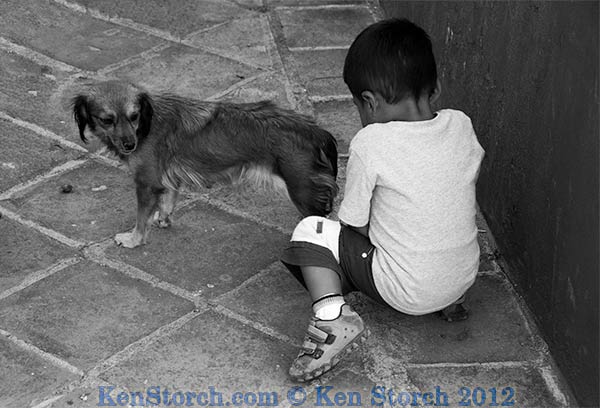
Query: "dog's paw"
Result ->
[[115, 232, 143, 248]]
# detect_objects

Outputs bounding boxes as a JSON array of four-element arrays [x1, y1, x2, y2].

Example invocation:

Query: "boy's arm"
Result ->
[[338, 147, 376, 233]]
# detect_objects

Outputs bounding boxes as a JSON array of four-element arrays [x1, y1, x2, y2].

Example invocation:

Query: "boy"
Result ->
[[281, 18, 485, 382]]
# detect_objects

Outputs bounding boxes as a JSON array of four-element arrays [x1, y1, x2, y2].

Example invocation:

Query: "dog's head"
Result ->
[[71, 81, 153, 156]]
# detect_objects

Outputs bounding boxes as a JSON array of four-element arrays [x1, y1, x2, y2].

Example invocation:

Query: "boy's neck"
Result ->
[[376, 95, 435, 123]]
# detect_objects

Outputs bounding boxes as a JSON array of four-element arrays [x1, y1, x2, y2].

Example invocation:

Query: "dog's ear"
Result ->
[[137, 92, 153, 138], [72, 95, 90, 143]]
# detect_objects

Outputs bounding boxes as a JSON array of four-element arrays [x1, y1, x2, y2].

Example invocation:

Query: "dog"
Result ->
[[72, 80, 338, 248]]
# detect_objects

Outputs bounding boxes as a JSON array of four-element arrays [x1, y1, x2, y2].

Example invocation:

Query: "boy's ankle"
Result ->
[[313, 295, 345, 320]]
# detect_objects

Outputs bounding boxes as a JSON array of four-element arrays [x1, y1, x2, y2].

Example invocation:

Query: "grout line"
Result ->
[[52, 0, 181, 43], [477, 269, 502, 277], [264, 13, 299, 110], [97, 42, 172, 75], [212, 262, 279, 304], [0, 257, 81, 301], [0, 159, 88, 201], [0, 205, 86, 248], [0, 111, 88, 153], [211, 303, 300, 347], [86, 309, 206, 378], [192, 193, 294, 235], [0, 36, 82, 74], [405, 360, 530, 369], [288, 45, 350, 52], [205, 71, 273, 102], [52, 0, 268, 72], [84, 247, 200, 305], [266, 9, 312, 114], [182, 21, 230, 39], [309, 94, 353, 103], [538, 363, 570, 406], [275, 4, 370, 11], [30, 395, 64, 408], [0, 328, 85, 377], [365, 0, 385, 22], [89, 149, 127, 170]]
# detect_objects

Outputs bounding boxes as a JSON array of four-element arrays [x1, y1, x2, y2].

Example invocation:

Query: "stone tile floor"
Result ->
[[0, 0, 576, 406]]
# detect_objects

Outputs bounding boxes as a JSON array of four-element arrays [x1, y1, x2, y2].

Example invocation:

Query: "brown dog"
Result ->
[[72, 80, 338, 248]]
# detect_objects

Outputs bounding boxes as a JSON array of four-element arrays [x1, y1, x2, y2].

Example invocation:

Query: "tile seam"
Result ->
[[0, 328, 85, 377]]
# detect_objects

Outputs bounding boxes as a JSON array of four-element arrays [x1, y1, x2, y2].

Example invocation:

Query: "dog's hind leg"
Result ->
[[115, 184, 160, 248], [154, 188, 179, 228]]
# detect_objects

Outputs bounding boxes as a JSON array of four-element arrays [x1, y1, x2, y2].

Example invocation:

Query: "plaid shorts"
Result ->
[[281, 219, 386, 304]]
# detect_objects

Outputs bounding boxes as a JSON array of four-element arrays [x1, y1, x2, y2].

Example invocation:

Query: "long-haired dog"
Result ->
[[72, 80, 338, 248]]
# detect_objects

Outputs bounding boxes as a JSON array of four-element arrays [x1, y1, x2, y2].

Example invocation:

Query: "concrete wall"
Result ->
[[380, 1, 599, 406]]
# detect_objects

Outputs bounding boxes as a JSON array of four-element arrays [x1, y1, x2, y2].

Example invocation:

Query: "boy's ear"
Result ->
[[360, 90, 378, 113], [430, 79, 442, 104]]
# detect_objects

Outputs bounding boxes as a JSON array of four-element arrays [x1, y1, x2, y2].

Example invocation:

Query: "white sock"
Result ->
[[313, 295, 345, 320]]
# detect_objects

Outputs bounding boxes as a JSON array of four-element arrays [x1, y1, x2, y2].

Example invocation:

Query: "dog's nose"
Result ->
[[123, 141, 136, 150]]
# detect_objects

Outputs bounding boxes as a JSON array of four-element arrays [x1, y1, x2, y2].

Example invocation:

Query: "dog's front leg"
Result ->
[[115, 184, 159, 248], [154, 188, 179, 228]]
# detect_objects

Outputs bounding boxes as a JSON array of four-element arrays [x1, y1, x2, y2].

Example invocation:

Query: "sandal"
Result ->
[[289, 304, 369, 382]]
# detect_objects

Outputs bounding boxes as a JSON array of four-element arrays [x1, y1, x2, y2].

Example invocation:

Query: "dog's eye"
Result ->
[[96, 116, 114, 126], [130, 113, 139, 122]]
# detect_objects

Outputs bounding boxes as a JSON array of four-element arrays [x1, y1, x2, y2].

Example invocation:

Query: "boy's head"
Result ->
[[343, 18, 438, 105]]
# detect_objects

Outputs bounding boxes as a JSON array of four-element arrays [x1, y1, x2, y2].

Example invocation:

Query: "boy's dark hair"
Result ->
[[343, 18, 437, 103]]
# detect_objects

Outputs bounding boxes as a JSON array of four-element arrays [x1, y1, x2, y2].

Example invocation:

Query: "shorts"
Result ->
[[281, 217, 386, 304]]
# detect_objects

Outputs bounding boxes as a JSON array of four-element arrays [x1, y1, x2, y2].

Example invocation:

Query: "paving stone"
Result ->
[[0, 260, 194, 370], [309, 369, 378, 407], [7, 160, 135, 243], [0, 337, 78, 408], [217, 262, 312, 341], [202, 184, 302, 233], [407, 365, 561, 408], [232, 0, 265, 9], [186, 14, 273, 69], [0, 49, 78, 141], [278, 6, 373, 48], [110, 44, 261, 100], [272, 0, 364, 6], [0, 120, 82, 193], [0, 0, 162, 71], [347, 273, 537, 364], [104, 200, 288, 296], [314, 99, 361, 154], [101, 309, 298, 396], [0, 217, 75, 291], [292, 49, 349, 97], [213, 71, 294, 108], [73, 0, 255, 39]]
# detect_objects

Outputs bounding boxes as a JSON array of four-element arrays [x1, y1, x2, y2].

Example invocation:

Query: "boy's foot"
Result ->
[[439, 295, 469, 322], [289, 304, 368, 382]]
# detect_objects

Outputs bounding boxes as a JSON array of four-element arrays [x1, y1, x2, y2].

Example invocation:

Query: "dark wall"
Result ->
[[380, 1, 599, 406]]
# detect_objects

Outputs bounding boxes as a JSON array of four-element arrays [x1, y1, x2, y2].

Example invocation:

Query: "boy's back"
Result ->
[[339, 109, 484, 315]]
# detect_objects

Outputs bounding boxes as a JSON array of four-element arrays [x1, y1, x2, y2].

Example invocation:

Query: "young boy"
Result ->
[[281, 18, 485, 382]]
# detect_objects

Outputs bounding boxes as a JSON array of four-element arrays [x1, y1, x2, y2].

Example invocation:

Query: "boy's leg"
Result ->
[[281, 217, 368, 382], [303, 266, 345, 321]]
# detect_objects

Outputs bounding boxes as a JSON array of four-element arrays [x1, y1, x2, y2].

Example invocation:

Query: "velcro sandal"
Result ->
[[289, 304, 369, 382]]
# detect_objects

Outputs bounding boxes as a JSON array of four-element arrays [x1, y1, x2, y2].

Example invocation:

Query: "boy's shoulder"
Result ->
[[350, 109, 473, 148]]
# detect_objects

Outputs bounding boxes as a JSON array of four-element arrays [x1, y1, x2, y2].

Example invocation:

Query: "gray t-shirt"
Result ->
[[338, 109, 485, 315]]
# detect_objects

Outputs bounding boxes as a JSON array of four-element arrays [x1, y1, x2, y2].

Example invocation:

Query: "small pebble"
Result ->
[[61, 184, 73, 193]]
